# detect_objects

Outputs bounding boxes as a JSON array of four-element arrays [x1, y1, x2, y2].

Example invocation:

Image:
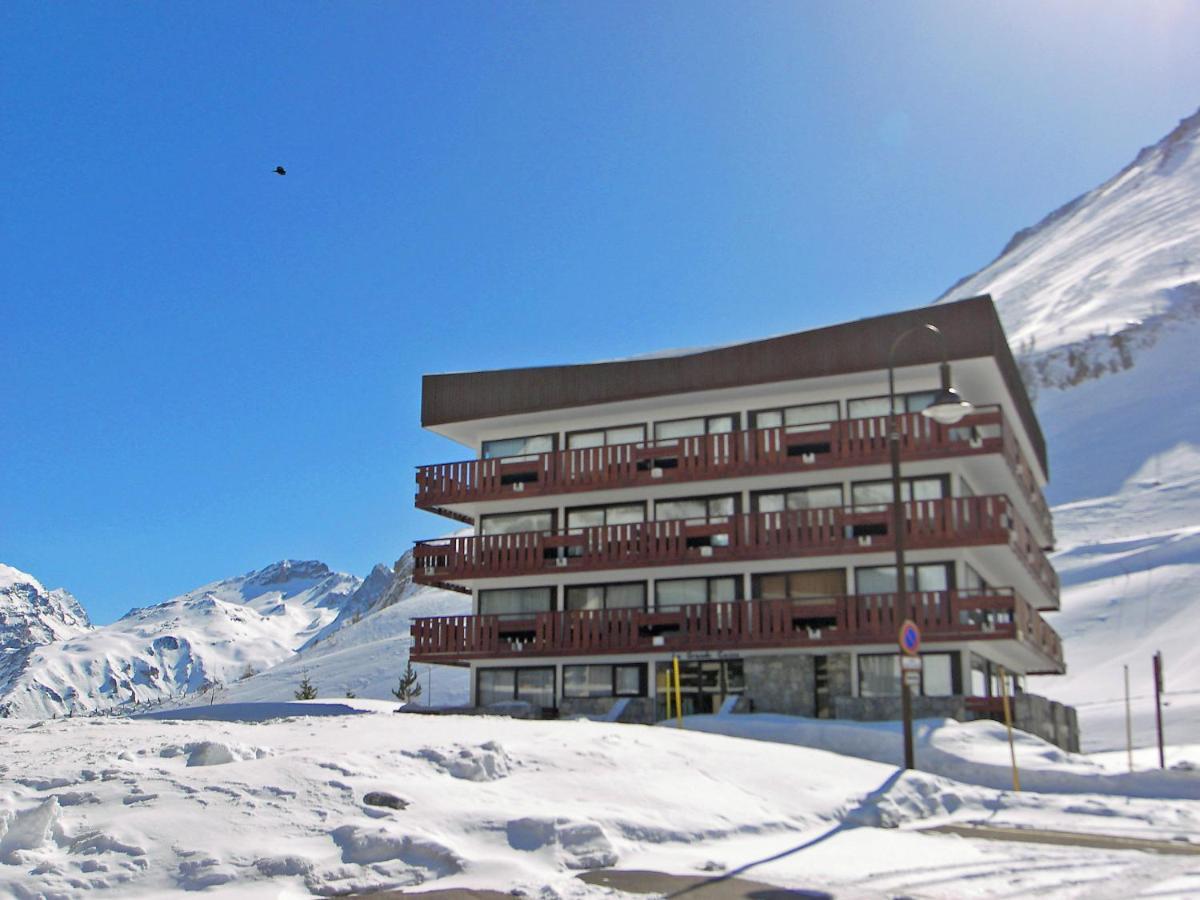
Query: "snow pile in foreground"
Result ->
[[2, 710, 1199, 898]]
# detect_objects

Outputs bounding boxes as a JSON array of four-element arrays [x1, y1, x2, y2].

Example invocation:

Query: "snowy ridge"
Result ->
[[0, 565, 92, 707], [0, 561, 361, 719], [933, 107, 1200, 751], [937, 107, 1200, 354]]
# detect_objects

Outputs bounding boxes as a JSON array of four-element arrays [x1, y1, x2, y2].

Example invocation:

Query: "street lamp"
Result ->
[[887, 323, 973, 770]]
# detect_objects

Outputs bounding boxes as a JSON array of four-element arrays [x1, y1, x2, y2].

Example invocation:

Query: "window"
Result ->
[[481, 434, 555, 459], [478, 510, 554, 535], [478, 587, 554, 617], [565, 582, 646, 611], [858, 652, 958, 697], [847, 390, 939, 420], [565, 503, 645, 530], [563, 663, 646, 698], [655, 576, 740, 608], [962, 563, 989, 594], [855, 563, 952, 594], [858, 654, 900, 698], [477, 667, 555, 707], [755, 485, 844, 513], [923, 654, 954, 696], [753, 569, 846, 600], [752, 402, 839, 431], [654, 413, 739, 441], [655, 495, 737, 523], [567, 425, 646, 449], [850, 476, 947, 511]]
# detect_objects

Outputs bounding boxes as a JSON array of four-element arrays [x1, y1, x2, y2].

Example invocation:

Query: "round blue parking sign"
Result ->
[[899, 619, 921, 656]]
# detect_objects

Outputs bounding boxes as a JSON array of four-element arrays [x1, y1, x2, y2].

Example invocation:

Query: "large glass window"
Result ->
[[563, 663, 646, 699], [476, 668, 515, 706], [847, 391, 940, 420], [477, 667, 555, 707], [478, 587, 554, 617], [858, 654, 901, 698], [753, 569, 846, 600], [751, 402, 839, 431], [655, 495, 737, 523], [654, 414, 739, 441], [655, 576, 740, 608], [567, 425, 646, 449], [565, 582, 646, 611], [565, 503, 645, 530], [858, 652, 957, 697], [851, 476, 947, 510], [478, 510, 554, 535], [855, 563, 953, 594], [755, 485, 844, 513], [481, 434, 555, 459]]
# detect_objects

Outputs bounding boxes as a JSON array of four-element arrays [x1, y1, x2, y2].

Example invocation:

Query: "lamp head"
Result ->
[[921, 361, 973, 424]]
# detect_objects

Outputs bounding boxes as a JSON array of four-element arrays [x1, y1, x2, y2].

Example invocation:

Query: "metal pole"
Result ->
[[889, 351, 915, 771], [1124, 664, 1133, 772], [998, 665, 1021, 792], [673, 656, 684, 729], [886, 322, 952, 773], [1153, 651, 1165, 769]]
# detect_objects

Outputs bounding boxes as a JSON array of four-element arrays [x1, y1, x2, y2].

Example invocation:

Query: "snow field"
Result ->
[[2, 710, 1200, 898]]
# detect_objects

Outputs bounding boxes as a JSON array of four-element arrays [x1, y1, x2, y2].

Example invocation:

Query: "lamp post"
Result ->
[[888, 323, 973, 770]]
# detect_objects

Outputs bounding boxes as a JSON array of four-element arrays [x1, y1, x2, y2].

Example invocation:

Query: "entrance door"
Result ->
[[656, 659, 744, 718]]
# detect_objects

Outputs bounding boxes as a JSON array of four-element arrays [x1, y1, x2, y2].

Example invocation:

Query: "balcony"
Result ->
[[415, 408, 1053, 542], [413, 495, 1059, 603], [408, 588, 1065, 675]]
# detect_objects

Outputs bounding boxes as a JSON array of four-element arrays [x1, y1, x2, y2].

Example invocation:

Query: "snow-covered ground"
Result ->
[[2, 708, 1198, 899]]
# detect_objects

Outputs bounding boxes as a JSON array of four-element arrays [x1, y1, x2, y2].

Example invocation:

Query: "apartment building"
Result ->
[[407, 295, 1077, 750]]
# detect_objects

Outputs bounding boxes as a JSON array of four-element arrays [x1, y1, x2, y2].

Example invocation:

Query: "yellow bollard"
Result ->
[[663, 665, 672, 721], [998, 665, 1021, 792], [673, 656, 683, 729]]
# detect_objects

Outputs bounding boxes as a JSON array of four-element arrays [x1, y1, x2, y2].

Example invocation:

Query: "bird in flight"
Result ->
[[273, 166, 287, 176]]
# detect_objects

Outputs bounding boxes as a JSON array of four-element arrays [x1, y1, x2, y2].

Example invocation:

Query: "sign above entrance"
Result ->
[[899, 619, 921, 656]]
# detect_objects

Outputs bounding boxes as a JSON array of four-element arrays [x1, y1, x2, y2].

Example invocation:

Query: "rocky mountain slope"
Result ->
[[0, 564, 92, 699], [0, 560, 361, 718], [937, 107, 1200, 750]]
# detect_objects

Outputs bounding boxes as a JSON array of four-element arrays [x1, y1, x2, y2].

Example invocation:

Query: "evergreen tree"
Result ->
[[294, 672, 318, 700], [391, 660, 422, 703]]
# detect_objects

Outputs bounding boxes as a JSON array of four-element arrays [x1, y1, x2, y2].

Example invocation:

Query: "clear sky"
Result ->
[[3, 2, 1199, 623]]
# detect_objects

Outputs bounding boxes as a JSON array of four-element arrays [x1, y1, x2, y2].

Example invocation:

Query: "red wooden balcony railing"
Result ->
[[412, 495, 1059, 603], [408, 588, 1065, 673], [415, 408, 1053, 542]]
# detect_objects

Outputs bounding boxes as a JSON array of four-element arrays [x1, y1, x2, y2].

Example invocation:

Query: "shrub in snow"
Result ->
[[294, 672, 318, 701], [391, 661, 422, 703]]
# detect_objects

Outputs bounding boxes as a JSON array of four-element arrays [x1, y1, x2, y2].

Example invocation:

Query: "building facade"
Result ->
[[407, 296, 1077, 750]]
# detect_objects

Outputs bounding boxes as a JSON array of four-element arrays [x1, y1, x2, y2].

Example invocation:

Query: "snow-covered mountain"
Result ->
[[937, 107, 1200, 751], [0, 564, 92, 700], [0, 560, 361, 718]]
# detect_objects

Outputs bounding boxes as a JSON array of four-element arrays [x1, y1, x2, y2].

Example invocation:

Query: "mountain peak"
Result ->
[[935, 105, 1200, 355], [245, 560, 333, 586]]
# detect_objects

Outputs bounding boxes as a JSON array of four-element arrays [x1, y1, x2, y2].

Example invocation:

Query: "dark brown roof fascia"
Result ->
[[422, 295, 1047, 478]]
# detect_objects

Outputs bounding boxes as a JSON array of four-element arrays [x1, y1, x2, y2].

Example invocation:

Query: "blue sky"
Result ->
[[4, 2, 1199, 623]]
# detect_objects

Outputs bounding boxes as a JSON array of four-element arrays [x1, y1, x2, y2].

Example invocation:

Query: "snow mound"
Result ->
[[505, 817, 618, 869], [411, 741, 511, 781], [329, 824, 463, 877], [0, 797, 62, 864]]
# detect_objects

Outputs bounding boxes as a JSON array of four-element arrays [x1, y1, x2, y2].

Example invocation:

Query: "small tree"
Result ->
[[294, 672, 318, 701], [391, 661, 422, 704]]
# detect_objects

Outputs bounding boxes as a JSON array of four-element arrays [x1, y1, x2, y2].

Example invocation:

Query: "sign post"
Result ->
[[1153, 651, 1165, 769], [899, 619, 921, 770]]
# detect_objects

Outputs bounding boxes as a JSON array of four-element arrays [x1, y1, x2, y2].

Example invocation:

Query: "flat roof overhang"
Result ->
[[420, 295, 1047, 480]]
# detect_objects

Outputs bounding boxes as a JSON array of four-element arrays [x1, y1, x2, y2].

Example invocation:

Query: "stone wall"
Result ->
[[834, 692, 1079, 752], [742, 653, 815, 716]]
